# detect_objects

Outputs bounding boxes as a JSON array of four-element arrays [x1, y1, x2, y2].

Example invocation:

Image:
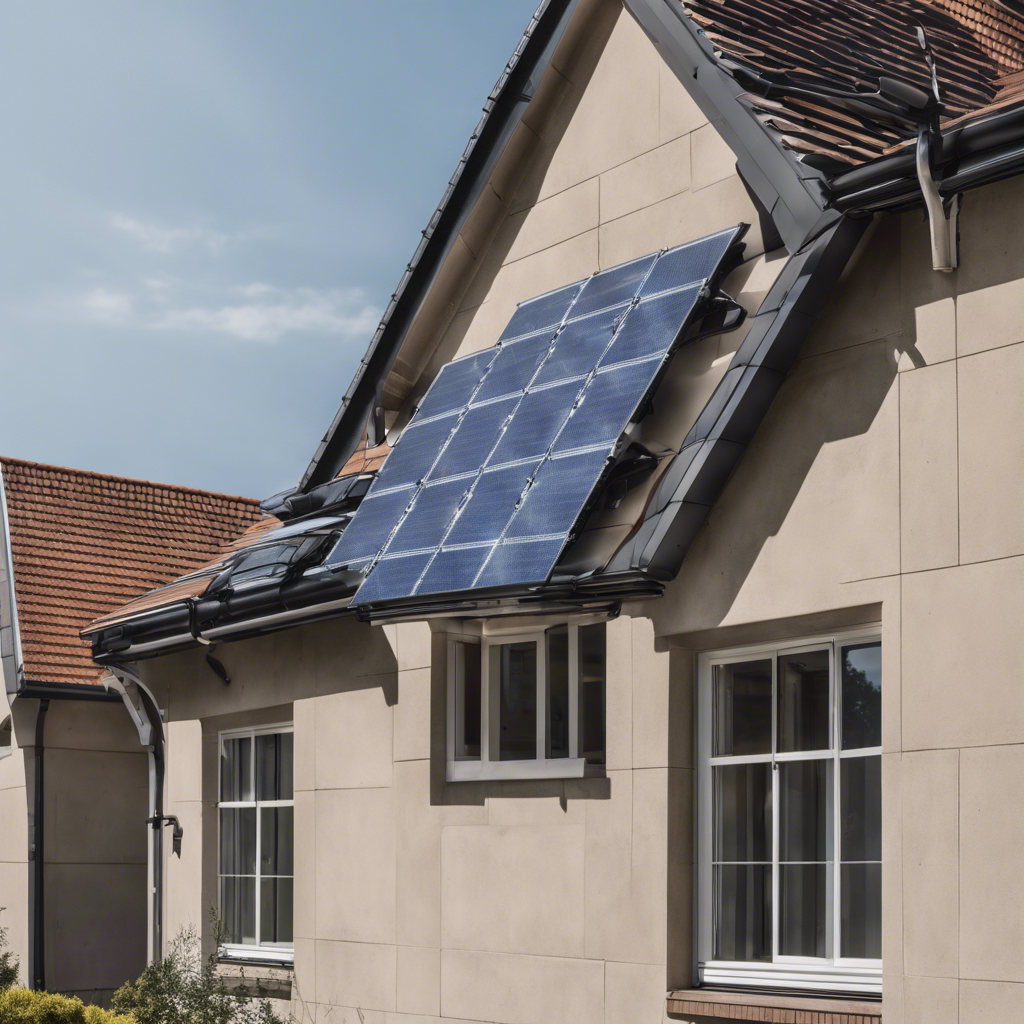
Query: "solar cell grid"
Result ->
[[322, 224, 745, 603]]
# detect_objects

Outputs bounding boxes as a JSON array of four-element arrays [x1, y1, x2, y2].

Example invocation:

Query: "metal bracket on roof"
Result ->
[[367, 383, 387, 449]]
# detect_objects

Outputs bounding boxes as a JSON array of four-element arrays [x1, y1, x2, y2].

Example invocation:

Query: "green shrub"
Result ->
[[0, 989, 135, 1024], [0, 910, 20, 992], [111, 925, 288, 1024]]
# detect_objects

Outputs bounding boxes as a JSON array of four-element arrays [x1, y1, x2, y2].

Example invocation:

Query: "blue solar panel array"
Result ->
[[324, 226, 742, 604]]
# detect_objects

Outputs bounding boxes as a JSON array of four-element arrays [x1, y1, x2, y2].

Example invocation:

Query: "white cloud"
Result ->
[[155, 285, 380, 341], [81, 287, 133, 322], [111, 213, 230, 254]]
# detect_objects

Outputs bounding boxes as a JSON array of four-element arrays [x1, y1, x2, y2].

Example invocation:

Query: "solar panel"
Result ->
[[323, 225, 743, 602]]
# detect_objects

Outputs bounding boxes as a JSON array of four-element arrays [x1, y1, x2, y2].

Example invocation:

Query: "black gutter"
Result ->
[[29, 698, 48, 991], [830, 101, 1024, 208], [19, 680, 123, 703], [299, 0, 580, 492]]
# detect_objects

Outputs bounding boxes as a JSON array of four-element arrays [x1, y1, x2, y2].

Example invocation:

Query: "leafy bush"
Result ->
[[111, 925, 288, 1024], [0, 989, 136, 1024], [0, 910, 20, 993]]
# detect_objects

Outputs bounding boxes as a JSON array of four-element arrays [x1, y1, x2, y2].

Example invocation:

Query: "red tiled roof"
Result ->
[[85, 514, 283, 632], [1, 457, 264, 685]]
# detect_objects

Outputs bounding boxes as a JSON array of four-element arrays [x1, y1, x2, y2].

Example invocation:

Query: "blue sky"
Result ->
[[1, 1, 539, 498]]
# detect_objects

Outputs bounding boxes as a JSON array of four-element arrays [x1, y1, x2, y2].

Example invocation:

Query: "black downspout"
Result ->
[[137, 686, 165, 961], [30, 698, 49, 991]]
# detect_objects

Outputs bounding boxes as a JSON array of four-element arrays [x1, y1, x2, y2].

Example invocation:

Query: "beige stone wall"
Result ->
[[645, 172, 1024, 1022], [41, 700, 148, 1002], [0, 696, 148, 1002], [155, 611, 683, 1024]]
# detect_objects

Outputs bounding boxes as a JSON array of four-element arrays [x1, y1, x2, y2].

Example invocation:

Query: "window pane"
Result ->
[[256, 733, 294, 801], [713, 864, 771, 962], [841, 755, 881, 862], [220, 808, 256, 876], [841, 863, 881, 959], [220, 876, 256, 945], [842, 642, 882, 749], [777, 649, 830, 752], [260, 878, 294, 945], [779, 864, 828, 958], [458, 642, 481, 758], [579, 623, 606, 765], [779, 760, 831, 959], [260, 807, 294, 876], [713, 763, 771, 862], [779, 760, 832, 863], [499, 641, 537, 760], [221, 736, 252, 802], [547, 627, 569, 759], [713, 659, 772, 756]]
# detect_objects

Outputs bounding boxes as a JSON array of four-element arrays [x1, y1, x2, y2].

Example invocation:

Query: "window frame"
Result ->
[[446, 619, 605, 782], [696, 629, 882, 996], [217, 722, 295, 964]]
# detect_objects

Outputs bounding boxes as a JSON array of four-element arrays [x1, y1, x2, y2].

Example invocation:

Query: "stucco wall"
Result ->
[[149, 610, 684, 1024], [0, 696, 147, 1003]]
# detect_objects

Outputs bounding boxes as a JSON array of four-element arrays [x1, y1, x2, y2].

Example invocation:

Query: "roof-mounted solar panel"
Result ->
[[323, 225, 745, 604]]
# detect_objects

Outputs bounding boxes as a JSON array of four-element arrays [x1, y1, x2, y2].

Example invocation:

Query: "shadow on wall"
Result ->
[[143, 615, 400, 718], [650, 214, 905, 637]]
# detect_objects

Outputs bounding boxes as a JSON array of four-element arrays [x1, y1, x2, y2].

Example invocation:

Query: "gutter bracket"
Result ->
[[916, 125, 959, 272]]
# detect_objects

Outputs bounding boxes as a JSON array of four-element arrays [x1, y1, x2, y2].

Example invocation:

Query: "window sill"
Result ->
[[215, 960, 293, 1001], [667, 989, 881, 1023], [447, 757, 593, 782]]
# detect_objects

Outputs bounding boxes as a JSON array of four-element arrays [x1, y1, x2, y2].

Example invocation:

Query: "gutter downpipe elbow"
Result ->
[[916, 124, 960, 272], [102, 664, 165, 964]]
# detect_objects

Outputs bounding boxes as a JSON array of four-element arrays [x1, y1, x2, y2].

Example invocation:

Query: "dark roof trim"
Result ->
[[623, 0, 841, 252], [299, 0, 580, 494]]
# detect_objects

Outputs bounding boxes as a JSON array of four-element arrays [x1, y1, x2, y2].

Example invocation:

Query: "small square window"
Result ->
[[446, 621, 606, 781]]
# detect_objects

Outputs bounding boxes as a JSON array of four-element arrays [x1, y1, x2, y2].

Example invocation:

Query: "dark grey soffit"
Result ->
[[298, 0, 580, 494], [622, 0, 842, 253], [608, 215, 868, 579]]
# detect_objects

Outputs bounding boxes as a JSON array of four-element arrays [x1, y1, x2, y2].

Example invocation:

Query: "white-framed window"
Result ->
[[0, 714, 11, 760], [696, 631, 881, 996], [447, 620, 606, 782], [218, 724, 294, 962]]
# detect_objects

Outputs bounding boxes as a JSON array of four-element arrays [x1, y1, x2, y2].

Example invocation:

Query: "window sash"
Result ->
[[697, 630, 882, 994], [446, 621, 604, 782], [217, 723, 294, 956]]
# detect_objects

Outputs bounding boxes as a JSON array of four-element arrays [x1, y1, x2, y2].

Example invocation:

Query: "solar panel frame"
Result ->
[[323, 225, 745, 603]]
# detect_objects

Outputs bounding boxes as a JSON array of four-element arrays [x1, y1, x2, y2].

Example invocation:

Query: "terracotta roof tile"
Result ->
[[1, 457, 264, 685], [684, 0, 1024, 165]]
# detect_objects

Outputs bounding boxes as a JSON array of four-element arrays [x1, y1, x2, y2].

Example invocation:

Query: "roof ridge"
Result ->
[[0, 455, 261, 507]]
